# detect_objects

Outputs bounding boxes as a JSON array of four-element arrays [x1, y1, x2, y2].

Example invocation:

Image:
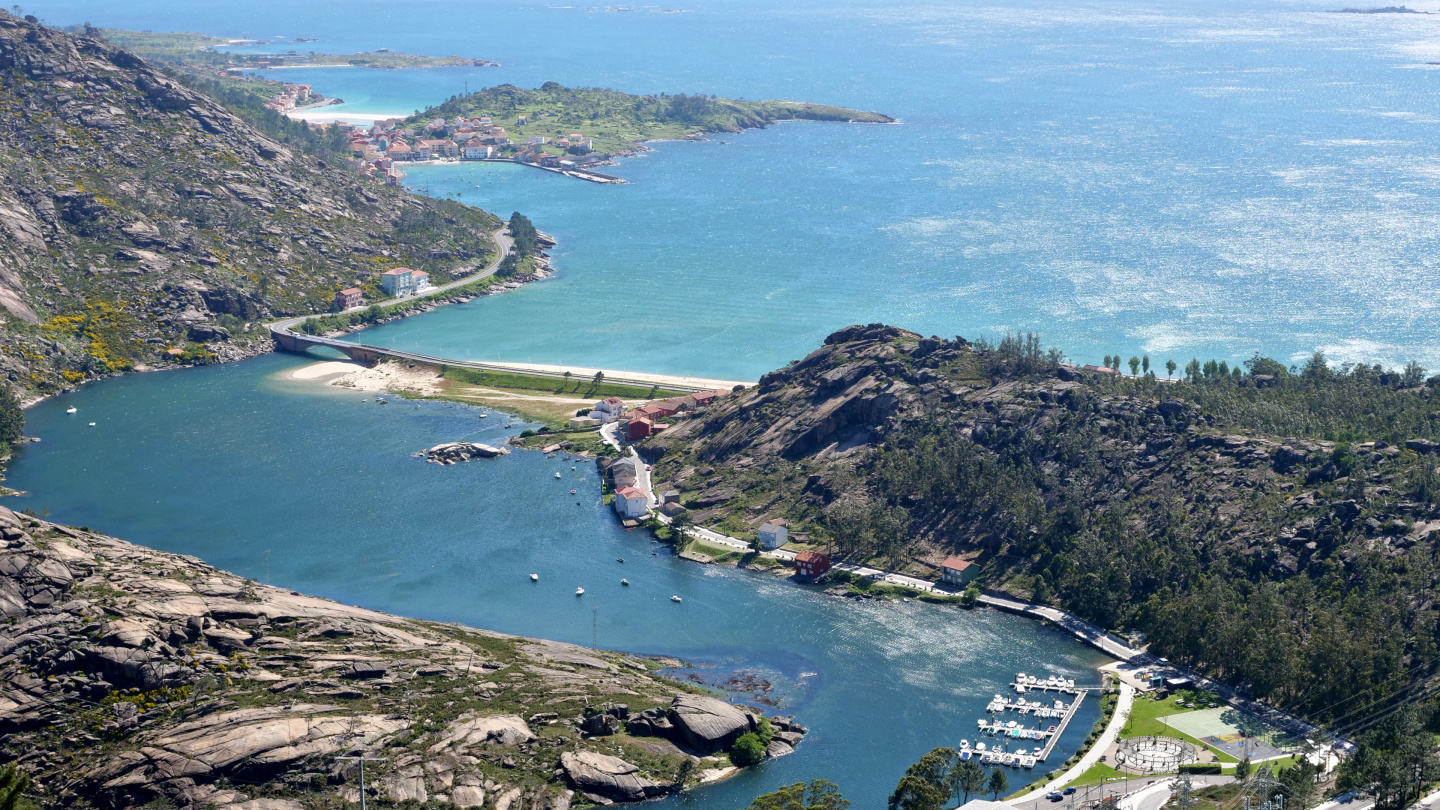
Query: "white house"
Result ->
[[614, 486, 649, 519], [758, 520, 789, 550], [591, 397, 626, 423], [380, 267, 415, 296], [463, 143, 492, 160]]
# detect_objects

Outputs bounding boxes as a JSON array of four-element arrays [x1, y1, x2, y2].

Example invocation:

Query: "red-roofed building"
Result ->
[[940, 557, 977, 587], [625, 417, 653, 442], [614, 486, 649, 519], [334, 288, 363, 310], [794, 550, 832, 580]]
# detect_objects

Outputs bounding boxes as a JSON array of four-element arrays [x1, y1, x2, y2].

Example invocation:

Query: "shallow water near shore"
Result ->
[[3, 357, 1109, 807]]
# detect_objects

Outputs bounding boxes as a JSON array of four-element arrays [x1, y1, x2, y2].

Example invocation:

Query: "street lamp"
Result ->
[[338, 754, 386, 810]]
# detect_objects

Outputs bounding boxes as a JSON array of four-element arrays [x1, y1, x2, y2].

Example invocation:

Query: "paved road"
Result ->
[[271, 223, 513, 338]]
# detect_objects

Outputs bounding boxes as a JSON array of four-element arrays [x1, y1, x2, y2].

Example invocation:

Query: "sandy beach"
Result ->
[[286, 360, 443, 395], [482, 361, 752, 391]]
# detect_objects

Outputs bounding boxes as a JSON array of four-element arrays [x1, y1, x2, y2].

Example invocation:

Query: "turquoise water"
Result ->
[[37, 0, 1440, 374], [11, 0, 1440, 802], [3, 358, 1108, 807]]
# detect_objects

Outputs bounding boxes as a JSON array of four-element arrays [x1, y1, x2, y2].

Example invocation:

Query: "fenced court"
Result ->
[[1117, 736, 1198, 773], [1160, 707, 1300, 761]]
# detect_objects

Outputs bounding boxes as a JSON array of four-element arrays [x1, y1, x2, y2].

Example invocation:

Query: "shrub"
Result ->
[[730, 732, 767, 766], [1180, 763, 1222, 775], [0, 386, 22, 446]]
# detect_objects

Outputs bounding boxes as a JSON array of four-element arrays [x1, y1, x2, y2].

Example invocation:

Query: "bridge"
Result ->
[[269, 224, 741, 394]]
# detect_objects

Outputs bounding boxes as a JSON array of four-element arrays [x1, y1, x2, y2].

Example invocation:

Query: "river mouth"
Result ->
[[2, 351, 1111, 808]]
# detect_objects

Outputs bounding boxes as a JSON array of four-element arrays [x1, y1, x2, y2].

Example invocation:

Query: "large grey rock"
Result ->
[[665, 695, 753, 754], [559, 751, 660, 802], [452, 785, 486, 807]]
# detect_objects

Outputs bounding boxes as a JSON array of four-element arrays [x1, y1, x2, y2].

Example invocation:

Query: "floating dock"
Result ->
[[960, 673, 1089, 768]]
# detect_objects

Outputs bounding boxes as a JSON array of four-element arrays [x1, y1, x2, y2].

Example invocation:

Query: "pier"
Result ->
[[963, 673, 1091, 768]]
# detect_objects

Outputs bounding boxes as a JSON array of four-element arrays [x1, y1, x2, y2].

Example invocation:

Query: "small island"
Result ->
[[63, 26, 500, 68]]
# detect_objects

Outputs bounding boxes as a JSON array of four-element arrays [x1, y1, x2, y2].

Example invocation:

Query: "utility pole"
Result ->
[[338, 754, 386, 810]]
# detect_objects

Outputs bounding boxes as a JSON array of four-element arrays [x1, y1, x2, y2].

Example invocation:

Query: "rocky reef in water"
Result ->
[[0, 506, 805, 808]]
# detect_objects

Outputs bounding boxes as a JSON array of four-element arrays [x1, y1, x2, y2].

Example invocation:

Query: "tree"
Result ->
[[0, 386, 23, 447], [1166, 359, 1177, 378], [0, 764, 28, 810], [673, 757, 695, 790], [1404, 360, 1427, 387], [986, 767, 1008, 799], [1109, 355, 1121, 372], [1128, 356, 1141, 376], [1337, 705, 1440, 810], [950, 759, 986, 805], [889, 776, 944, 810], [1244, 354, 1288, 378], [562, 370, 572, 391], [1235, 755, 1251, 782], [1277, 757, 1319, 808], [905, 747, 957, 805], [1103, 355, 1112, 369], [745, 780, 849, 810], [730, 732, 767, 766], [1185, 358, 1201, 380], [1142, 355, 1150, 374]]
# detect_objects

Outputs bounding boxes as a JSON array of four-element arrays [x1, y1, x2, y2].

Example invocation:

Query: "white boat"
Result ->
[[975, 742, 987, 752], [88, 422, 95, 426], [554, 472, 562, 479], [670, 595, 682, 603], [66, 407, 76, 414], [979, 753, 993, 764], [575, 587, 585, 596], [530, 573, 539, 581], [959, 749, 972, 761]]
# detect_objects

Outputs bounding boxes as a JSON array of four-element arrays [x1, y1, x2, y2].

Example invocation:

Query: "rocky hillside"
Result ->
[[644, 325, 1440, 724], [0, 12, 502, 393], [0, 505, 806, 809]]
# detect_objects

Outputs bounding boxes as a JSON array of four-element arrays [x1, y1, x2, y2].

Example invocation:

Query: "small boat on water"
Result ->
[[621, 579, 630, 586], [575, 587, 585, 596], [617, 558, 624, 563], [530, 573, 539, 581], [554, 472, 562, 479], [88, 422, 95, 427], [66, 407, 76, 414], [959, 749, 972, 761], [570, 489, 577, 495], [670, 595, 682, 603]]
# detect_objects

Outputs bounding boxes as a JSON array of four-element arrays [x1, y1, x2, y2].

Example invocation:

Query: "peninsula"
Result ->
[[391, 82, 894, 169], [0, 506, 807, 809]]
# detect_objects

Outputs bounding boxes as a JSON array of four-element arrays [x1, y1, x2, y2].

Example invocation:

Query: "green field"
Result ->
[[408, 84, 893, 158], [1121, 690, 1240, 764], [442, 366, 689, 401]]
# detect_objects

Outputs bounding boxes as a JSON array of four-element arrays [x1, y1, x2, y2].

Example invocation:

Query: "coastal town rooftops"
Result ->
[[940, 557, 972, 571], [339, 287, 362, 295], [382, 267, 414, 276], [615, 486, 646, 499]]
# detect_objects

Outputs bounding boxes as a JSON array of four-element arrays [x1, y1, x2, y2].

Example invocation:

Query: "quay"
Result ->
[[1038, 689, 1084, 762], [966, 673, 1088, 766]]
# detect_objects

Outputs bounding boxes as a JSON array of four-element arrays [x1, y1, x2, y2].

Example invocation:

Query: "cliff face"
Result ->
[[0, 506, 803, 809], [0, 12, 501, 393], [645, 325, 1440, 718]]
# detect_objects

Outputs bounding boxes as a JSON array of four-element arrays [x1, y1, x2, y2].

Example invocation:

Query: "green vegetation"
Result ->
[[742, 780, 850, 810], [730, 732, 768, 766], [442, 366, 688, 401], [652, 325, 1440, 724], [0, 764, 30, 810], [408, 83, 892, 157], [1337, 705, 1440, 810], [0, 387, 23, 448]]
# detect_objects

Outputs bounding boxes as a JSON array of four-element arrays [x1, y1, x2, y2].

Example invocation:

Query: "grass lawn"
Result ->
[[1067, 763, 1131, 787], [687, 538, 745, 563], [444, 366, 689, 401], [1121, 690, 1239, 764]]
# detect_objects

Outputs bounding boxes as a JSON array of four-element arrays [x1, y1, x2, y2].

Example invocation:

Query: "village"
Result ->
[[263, 83, 617, 185]]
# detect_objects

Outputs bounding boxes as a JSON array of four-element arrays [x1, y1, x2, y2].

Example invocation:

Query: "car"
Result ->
[[1064, 788, 1077, 795], [1047, 793, 1064, 802], [1336, 793, 1354, 804], [1099, 755, 1108, 763]]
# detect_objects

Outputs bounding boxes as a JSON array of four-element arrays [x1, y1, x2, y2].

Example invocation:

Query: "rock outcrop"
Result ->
[[0, 505, 802, 808], [426, 441, 511, 464], [0, 12, 504, 393], [665, 695, 756, 754]]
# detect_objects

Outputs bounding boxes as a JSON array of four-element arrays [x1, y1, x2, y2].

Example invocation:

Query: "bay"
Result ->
[[3, 357, 1109, 808]]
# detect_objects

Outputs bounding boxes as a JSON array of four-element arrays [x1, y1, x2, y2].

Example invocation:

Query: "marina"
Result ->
[[960, 672, 1090, 768]]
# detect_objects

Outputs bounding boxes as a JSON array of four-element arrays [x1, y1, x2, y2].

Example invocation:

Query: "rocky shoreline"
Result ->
[[0, 506, 806, 809]]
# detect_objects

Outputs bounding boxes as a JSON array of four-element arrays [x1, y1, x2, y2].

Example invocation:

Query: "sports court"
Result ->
[[1158, 707, 1299, 761]]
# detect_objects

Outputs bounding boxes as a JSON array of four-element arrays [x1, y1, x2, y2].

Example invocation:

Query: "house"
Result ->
[[591, 397, 626, 422], [387, 141, 412, 160], [462, 143, 492, 160], [568, 415, 602, 428], [660, 490, 680, 505], [940, 557, 978, 587], [1082, 364, 1119, 376], [758, 520, 789, 550], [411, 270, 431, 291], [659, 501, 687, 518], [614, 486, 649, 519], [625, 417, 653, 442], [380, 267, 415, 296], [334, 288, 363, 310], [794, 550, 832, 579], [610, 458, 638, 487], [420, 139, 458, 158], [634, 403, 670, 420], [411, 143, 432, 161]]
